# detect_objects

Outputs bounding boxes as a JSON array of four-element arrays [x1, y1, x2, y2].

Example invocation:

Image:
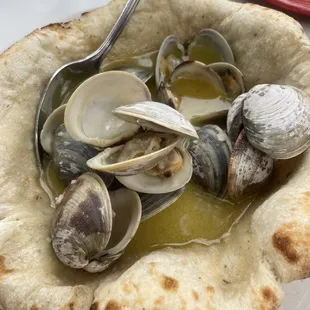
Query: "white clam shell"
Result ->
[[64, 71, 151, 148], [86, 133, 179, 176], [116, 145, 192, 194], [113, 101, 198, 139], [243, 84, 310, 159], [40, 104, 66, 154]]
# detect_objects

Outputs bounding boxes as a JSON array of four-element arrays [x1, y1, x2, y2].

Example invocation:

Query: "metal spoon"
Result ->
[[34, 0, 141, 167]]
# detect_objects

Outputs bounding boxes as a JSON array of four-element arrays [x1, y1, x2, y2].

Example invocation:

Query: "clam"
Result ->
[[187, 125, 232, 198], [51, 173, 141, 273], [40, 104, 66, 154], [169, 61, 230, 122], [64, 71, 151, 148], [155, 35, 185, 88], [188, 29, 234, 65], [206, 62, 245, 100], [227, 93, 247, 145], [140, 187, 185, 221], [53, 124, 114, 186], [100, 51, 157, 83], [86, 132, 179, 176], [243, 84, 310, 159], [113, 101, 198, 139], [85, 188, 141, 273], [228, 130, 274, 202], [116, 144, 192, 194]]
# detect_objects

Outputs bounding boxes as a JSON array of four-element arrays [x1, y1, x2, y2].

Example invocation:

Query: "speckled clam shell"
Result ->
[[243, 84, 310, 159], [227, 93, 247, 145], [51, 172, 113, 270], [228, 130, 274, 202], [113, 101, 198, 139], [187, 125, 232, 198]]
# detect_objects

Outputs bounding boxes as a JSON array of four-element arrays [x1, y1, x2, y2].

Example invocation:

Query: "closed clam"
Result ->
[[228, 130, 274, 202], [64, 71, 151, 148], [187, 125, 232, 198], [51, 172, 141, 273], [243, 84, 310, 159]]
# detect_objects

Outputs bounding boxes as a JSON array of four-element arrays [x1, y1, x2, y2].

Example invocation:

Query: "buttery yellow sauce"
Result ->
[[125, 182, 251, 257], [168, 76, 230, 125], [189, 44, 223, 64]]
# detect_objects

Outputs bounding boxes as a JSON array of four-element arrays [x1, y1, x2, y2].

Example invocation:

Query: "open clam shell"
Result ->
[[113, 101, 198, 139], [227, 93, 247, 145], [206, 62, 245, 100], [85, 188, 141, 273], [155, 35, 185, 88], [116, 145, 192, 194], [228, 130, 274, 202], [40, 104, 66, 154], [243, 84, 310, 159], [64, 71, 151, 148], [140, 187, 185, 221], [187, 125, 232, 198], [51, 173, 113, 270], [169, 61, 230, 122], [86, 132, 179, 176], [188, 29, 234, 65]]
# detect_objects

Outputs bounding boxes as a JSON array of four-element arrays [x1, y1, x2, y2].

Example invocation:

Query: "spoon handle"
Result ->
[[88, 0, 141, 63]]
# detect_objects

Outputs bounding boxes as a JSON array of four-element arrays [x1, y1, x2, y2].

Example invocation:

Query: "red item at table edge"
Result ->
[[265, 0, 310, 16]]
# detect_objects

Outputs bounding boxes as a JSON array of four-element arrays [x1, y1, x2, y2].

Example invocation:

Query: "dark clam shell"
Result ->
[[228, 130, 274, 202], [187, 125, 232, 198], [53, 124, 114, 187]]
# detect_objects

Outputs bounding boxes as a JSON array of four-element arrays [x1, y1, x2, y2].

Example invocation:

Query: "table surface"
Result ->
[[0, 1, 309, 309]]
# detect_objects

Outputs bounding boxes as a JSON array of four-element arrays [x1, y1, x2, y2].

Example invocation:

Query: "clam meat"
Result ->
[[116, 144, 193, 194]]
